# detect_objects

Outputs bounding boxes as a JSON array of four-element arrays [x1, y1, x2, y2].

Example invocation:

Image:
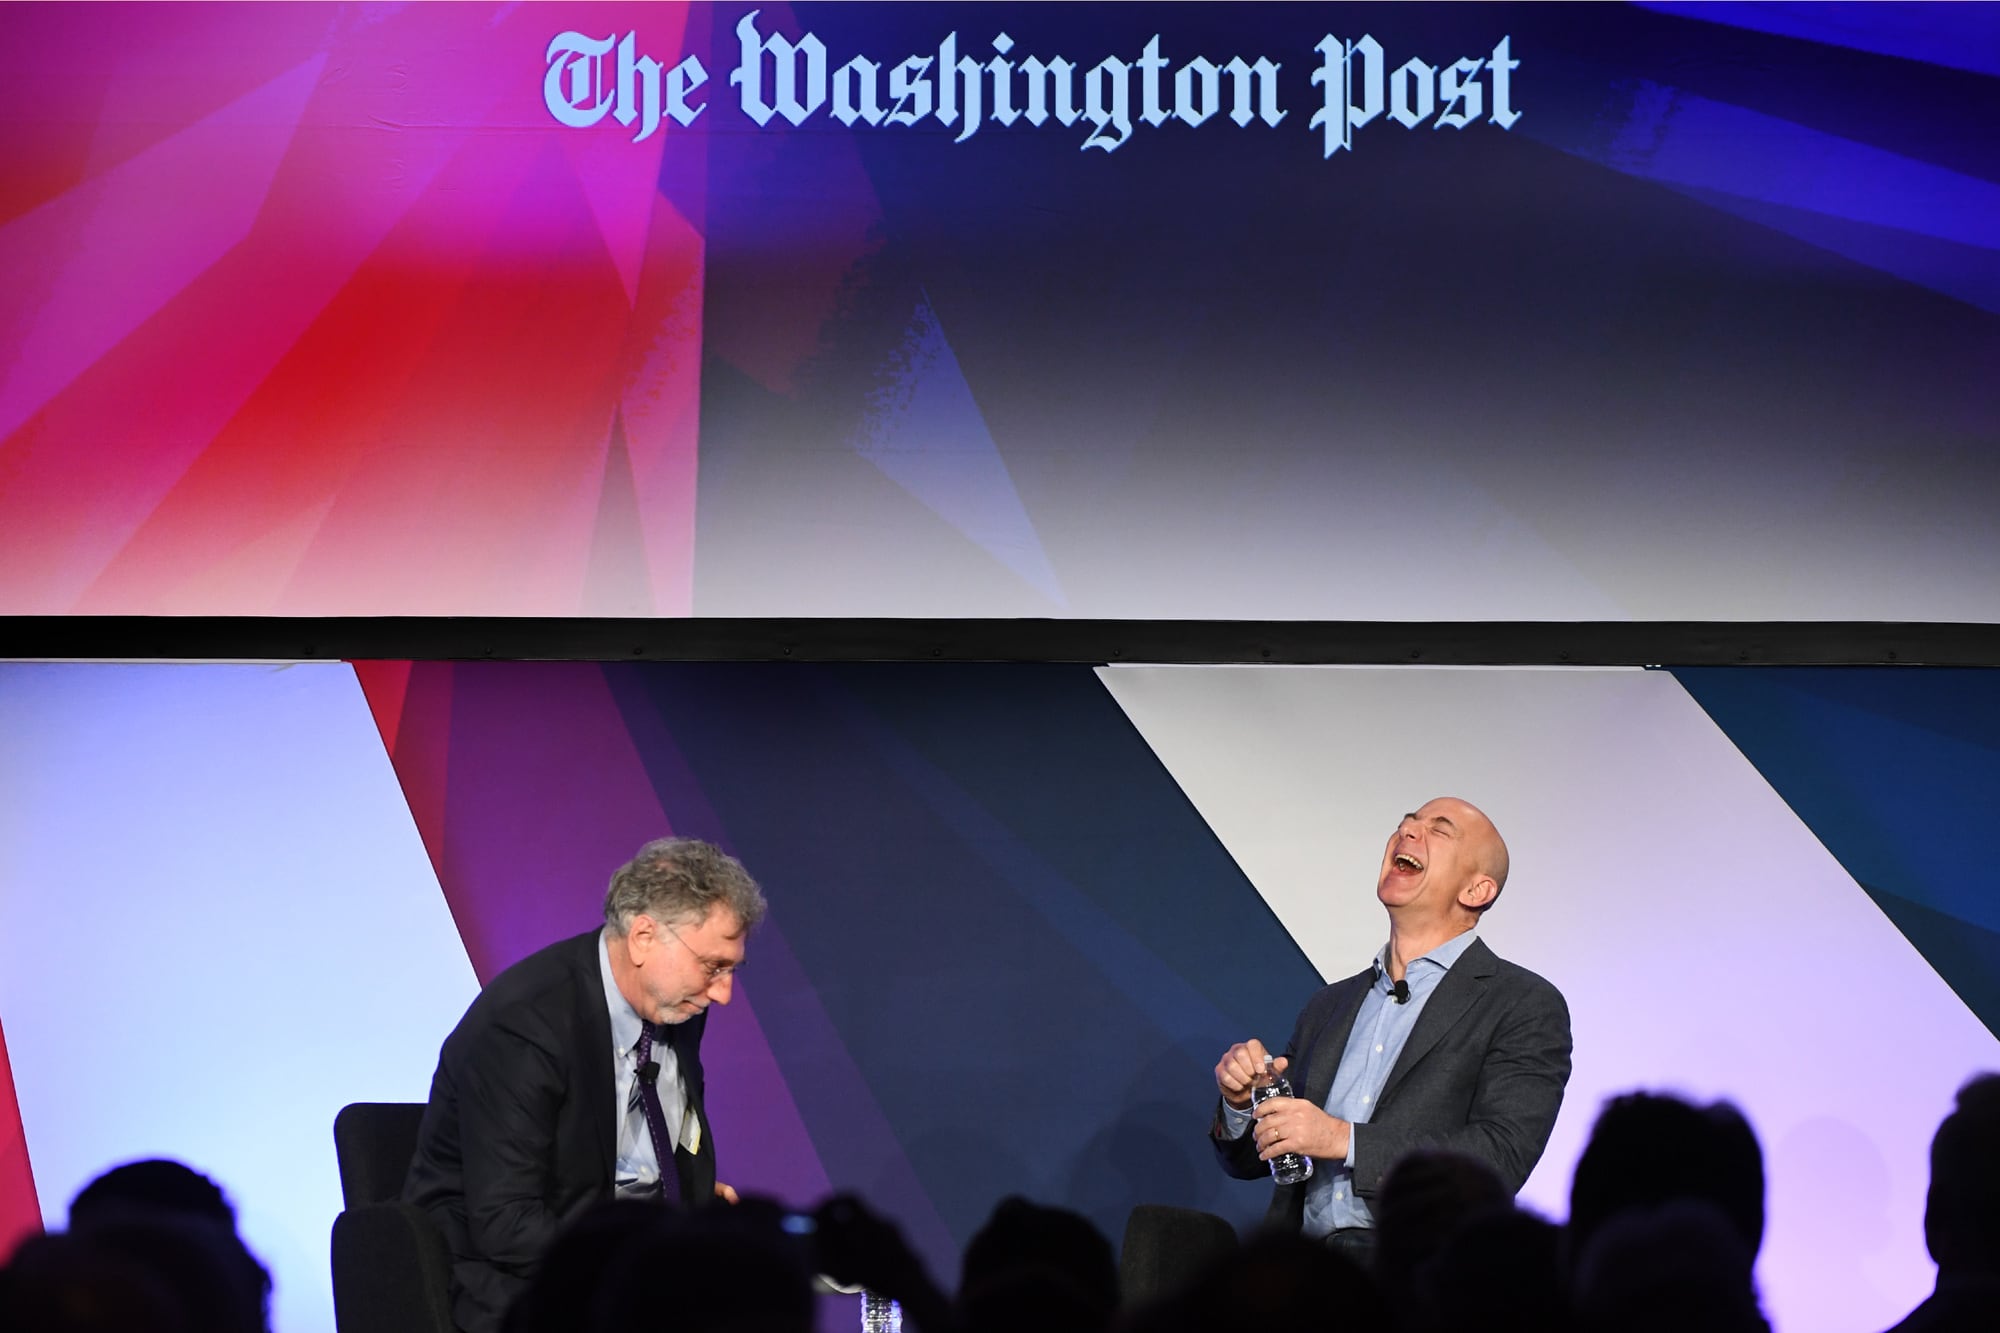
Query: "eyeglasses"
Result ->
[[662, 921, 742, 984]]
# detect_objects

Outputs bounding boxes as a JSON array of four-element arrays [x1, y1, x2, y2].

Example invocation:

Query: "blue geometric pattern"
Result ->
[[849, 294, 1067, 605], [1520, 80, 2000, 312], [1640, 3, 2000, 79], [1672, 667, 2000, 1036]]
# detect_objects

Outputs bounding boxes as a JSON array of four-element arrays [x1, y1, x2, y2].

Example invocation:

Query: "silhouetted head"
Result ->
[[1156, 1231, 1392, 1333], [0, 1231, 185, 1333], [588, 1201, 814, 1333], [1374, 1148, 1510, 1296], [64, 1159, 268, 1331], [1573, 1200, 1767, 1333], [6, 1216, 269, 1333], [1425, 1206, 1570, 1333], [504, 1200, 660, 1333], [1924, 1072, 2000, 1276], [959, 1197, 1118, 1333], [69, 1160, 236, 1232], [1568, 1091, 1764, 1267]]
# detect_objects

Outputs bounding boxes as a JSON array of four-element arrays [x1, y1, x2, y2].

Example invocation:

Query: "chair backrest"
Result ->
[[334, 1103, 429, 1209], [1120, 1203, 1240, 1308]]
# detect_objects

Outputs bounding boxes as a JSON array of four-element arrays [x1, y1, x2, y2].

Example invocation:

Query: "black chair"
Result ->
[[331, 1102, 457, 1333], [1119, 1203, 1240, 1308]]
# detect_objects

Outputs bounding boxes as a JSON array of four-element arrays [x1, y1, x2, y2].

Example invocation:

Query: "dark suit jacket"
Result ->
[[1214, 936, 1570, 1230], [404, 929, 716, 1333]]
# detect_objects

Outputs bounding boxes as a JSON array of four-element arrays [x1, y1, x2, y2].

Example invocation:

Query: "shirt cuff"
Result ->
[[1345, 1125, 1357, 1168], [1219, 1101, 1256, 1140]]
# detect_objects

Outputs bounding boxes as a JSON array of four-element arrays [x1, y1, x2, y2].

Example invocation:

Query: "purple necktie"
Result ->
[[633, 1027, 683, 1204]]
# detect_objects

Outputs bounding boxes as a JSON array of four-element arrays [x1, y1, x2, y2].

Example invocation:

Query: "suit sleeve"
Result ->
[[1348, 976, 1572, 1197], [455, 1016, 582, 1272], [676, 1012, 718, 1202]]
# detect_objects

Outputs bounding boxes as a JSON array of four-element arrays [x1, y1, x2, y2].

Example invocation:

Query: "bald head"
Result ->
[[1441, 797, 1510, 907], [1378, 797, 1512, 921]]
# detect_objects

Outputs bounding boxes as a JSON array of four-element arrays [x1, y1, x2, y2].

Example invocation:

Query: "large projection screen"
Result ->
[[3, 2, 1997, 621]]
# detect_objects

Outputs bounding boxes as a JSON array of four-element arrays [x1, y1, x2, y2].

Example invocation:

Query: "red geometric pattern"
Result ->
[[0, 3, 703, 616], [0, 1019, 41, 1262]]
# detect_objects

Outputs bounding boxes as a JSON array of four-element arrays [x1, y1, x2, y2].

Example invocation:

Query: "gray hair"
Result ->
[[603, 837, 767, 936]]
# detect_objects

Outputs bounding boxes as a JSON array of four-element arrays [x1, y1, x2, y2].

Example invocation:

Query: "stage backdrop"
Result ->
[[2, 661, 1996, 1333], [2, 1, 1997, 619]]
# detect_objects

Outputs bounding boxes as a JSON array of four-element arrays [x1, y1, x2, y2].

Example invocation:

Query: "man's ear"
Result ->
[[625, 913, 659, 959], [1460, 875, 1498, 912]]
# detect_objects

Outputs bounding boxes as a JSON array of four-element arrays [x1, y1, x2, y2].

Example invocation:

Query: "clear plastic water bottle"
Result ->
[[861, 1290, 902, 1333], [1252, 1058, 1314, 1185]]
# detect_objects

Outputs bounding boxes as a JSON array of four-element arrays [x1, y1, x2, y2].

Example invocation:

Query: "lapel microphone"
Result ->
[[1376, 958, 1412, 1004], [638, 1060, 660, 1086]]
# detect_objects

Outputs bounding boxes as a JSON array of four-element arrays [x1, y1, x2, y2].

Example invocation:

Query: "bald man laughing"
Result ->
[[1212, 798, 1572, 1261]]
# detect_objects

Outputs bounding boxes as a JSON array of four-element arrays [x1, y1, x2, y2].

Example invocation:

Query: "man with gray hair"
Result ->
[[406, 838, 767, 1333]]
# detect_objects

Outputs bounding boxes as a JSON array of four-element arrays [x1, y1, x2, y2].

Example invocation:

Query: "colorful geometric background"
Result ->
[[2, 662, 1997, 1333], [2, 2, 1996, 619]]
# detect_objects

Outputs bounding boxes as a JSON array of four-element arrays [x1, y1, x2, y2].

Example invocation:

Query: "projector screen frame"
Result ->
[[2, 617, 1997, 666]]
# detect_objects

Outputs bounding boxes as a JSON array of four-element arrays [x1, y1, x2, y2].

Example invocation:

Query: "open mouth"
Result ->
[[1392, 852, 1424, 873]]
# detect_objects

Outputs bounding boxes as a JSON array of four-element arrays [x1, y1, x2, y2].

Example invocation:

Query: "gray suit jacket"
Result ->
[[1214, 936, 1571, 1230]]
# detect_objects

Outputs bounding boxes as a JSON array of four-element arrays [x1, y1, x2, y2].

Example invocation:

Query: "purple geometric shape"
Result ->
[[601, 668, 963, 1277], [435, 663, 670, 978]]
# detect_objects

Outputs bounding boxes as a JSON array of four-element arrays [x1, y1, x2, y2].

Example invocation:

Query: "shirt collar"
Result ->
[[598, 928, 647, 1055], [1373, 928, 1481, 984]]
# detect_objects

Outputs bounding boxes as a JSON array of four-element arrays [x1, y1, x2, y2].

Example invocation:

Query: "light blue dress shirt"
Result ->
[[1225, 929, 1481, 1236], [598, 928, 686, 1199]]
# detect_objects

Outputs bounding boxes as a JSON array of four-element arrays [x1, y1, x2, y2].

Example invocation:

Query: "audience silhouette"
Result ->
[[959, 1196, 1119, 1333], [3, 1075, 1996, 1332], [1566, 1090, 1766, 1268], [1883, 1073, 2000, 1333], [1370, 1146, 1510, 1317], [1424, 1203, 1569, 1333], [67, 1159, 239, 1233], [1573, 1198, 1768, 1333], [1, 1160, 270, 1333]]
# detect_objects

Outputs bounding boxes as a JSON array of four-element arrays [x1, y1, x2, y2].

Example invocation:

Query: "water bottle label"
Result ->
[[861, 1292, 903, 1333], [1269, 1152, 1314, 1185]]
